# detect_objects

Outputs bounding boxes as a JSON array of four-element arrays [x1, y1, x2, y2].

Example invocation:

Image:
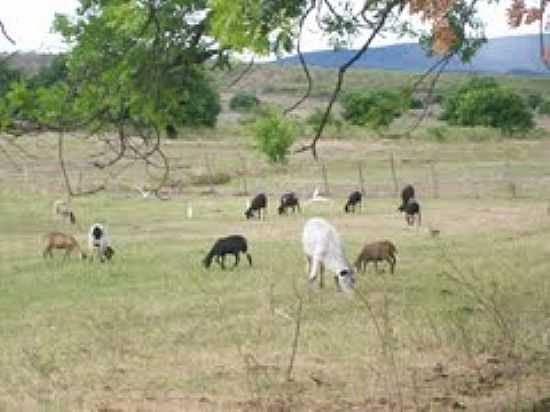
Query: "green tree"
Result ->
[[441, 77, 534, 135], [253, 109, 296, 163], [50, 1, 224, 135], [526, 93, 544, 111], [341, 90, 408, 130], [0, 59, 21, 97], [229, 92, 260, 112], [28, 55, 68, 89]]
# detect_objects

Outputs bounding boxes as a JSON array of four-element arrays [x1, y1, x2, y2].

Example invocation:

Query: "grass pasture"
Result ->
[[1, 132, 550, 411]]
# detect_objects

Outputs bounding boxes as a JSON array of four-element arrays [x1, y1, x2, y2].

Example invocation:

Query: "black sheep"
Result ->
[[344, 191, 362, 213], [278, 192, 301, 215], [245, 193, 267, 220], [203, 235, 253, 269], [398, 184, 415, 212], [403, 198, 421, 226]]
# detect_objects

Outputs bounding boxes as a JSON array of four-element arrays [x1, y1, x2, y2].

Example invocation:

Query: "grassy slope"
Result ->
[[221, 63, 550, 99]]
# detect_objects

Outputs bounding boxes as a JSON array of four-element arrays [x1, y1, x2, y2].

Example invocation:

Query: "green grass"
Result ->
[[1, 181, 550, 409]]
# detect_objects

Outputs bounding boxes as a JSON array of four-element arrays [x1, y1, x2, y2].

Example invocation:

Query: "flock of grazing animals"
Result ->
[[44, 204, 114, 262], [43, 186, 423, 292], [203, 187, 422, 290]]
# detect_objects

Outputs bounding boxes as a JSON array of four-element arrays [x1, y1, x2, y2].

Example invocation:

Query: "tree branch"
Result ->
[[295, 0, 400, 159], [0, 19, 15, 45], [284, 0, 316, 115]]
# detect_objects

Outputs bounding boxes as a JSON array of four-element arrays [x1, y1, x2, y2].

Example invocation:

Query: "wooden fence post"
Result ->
[[205, 153, 215, 194], [504, 158, 517, 199], [358, 162, 366, 195], [389, 152, 399, 196], [429, 159, 439, 199], [321, 163, 330, 195], [238, 152, 249, 195]]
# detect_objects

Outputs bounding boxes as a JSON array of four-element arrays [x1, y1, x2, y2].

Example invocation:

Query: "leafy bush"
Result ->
[[176, 71, 221, 128], [539, 100, 550, 115], [28, 55, 68, 89], [441, 77, 534, 135], [0, 60, 21, 97], [526, 93, 544, 111], [229, 92, 260, 112], [253, 109, 296, 163], [306, 108, 342, 132], [410, 97, 425, 109], [341, 89, 408, 129]]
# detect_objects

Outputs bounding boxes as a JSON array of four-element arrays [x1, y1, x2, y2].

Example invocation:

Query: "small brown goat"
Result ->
[[43, 231, 86, 260], [354, 240, 397, 274]]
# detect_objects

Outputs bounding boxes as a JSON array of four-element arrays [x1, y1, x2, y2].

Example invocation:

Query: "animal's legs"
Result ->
[[246, 253, 253, 266], [319, 263, 325, 289], [308, 257, 319, 284], [233, 253, 240, 267], [43, 246, 52, 258], [387, 257, 395, 274]]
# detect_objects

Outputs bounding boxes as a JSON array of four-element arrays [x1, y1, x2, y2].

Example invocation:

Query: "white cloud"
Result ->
[[0, 0, 542, 53]]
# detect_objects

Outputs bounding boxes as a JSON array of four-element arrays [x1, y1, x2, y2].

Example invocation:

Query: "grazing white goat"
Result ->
[[302, 217, 355, 293], [88, 223, 111, 262]]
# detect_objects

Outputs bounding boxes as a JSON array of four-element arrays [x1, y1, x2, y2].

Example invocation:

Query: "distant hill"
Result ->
[[276, 35, 550, 75], [1, 52, 56, 74]]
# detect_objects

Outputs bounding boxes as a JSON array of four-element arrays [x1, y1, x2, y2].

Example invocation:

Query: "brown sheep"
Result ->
[[43, 231, 86, 260], [354, 240, 397, 274]]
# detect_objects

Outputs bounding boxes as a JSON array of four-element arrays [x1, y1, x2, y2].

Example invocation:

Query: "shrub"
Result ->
[[229, 92, 260, 112], [539, 100, 550, 115], [526, 93, 544, 111], [306, 108, 343, 132], [441, 77, 534, 135], [341, 89, 408, 130], [253, 108, 296, 163], [410, 97, 425, 109], [177, 72, 221, 128]]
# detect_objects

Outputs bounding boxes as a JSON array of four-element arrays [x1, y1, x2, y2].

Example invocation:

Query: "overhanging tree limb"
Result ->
[[0, 19, 15, 45], [295, 0, 400, 159], [284, 0, 316, 115]]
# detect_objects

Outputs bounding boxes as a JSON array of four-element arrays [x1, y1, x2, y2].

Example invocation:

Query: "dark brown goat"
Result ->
[[278, 192, 300, 215], [245, 193, 267, 220], [354, 240, 397, 274]]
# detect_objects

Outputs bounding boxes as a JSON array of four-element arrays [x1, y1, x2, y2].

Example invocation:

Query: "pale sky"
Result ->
[[0, 0, 542, 53]]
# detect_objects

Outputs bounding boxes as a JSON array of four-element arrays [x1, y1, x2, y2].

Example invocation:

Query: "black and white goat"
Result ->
[[398, 185, 415, 212], [344, 191, 362, 214], [203, 235, 252, 269], [245, 193, 267, 220], [88, 223, 113, 262], [278, 192, 300, 215], [302, 218, 355, 293], [53, 199, 76, 224]]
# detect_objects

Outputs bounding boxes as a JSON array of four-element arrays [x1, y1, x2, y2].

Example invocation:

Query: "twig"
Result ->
[[0, 19, 15, 45], [286, 295, 304, 381], [284, 0, 316, 115], [226, 58, 255, 88]]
